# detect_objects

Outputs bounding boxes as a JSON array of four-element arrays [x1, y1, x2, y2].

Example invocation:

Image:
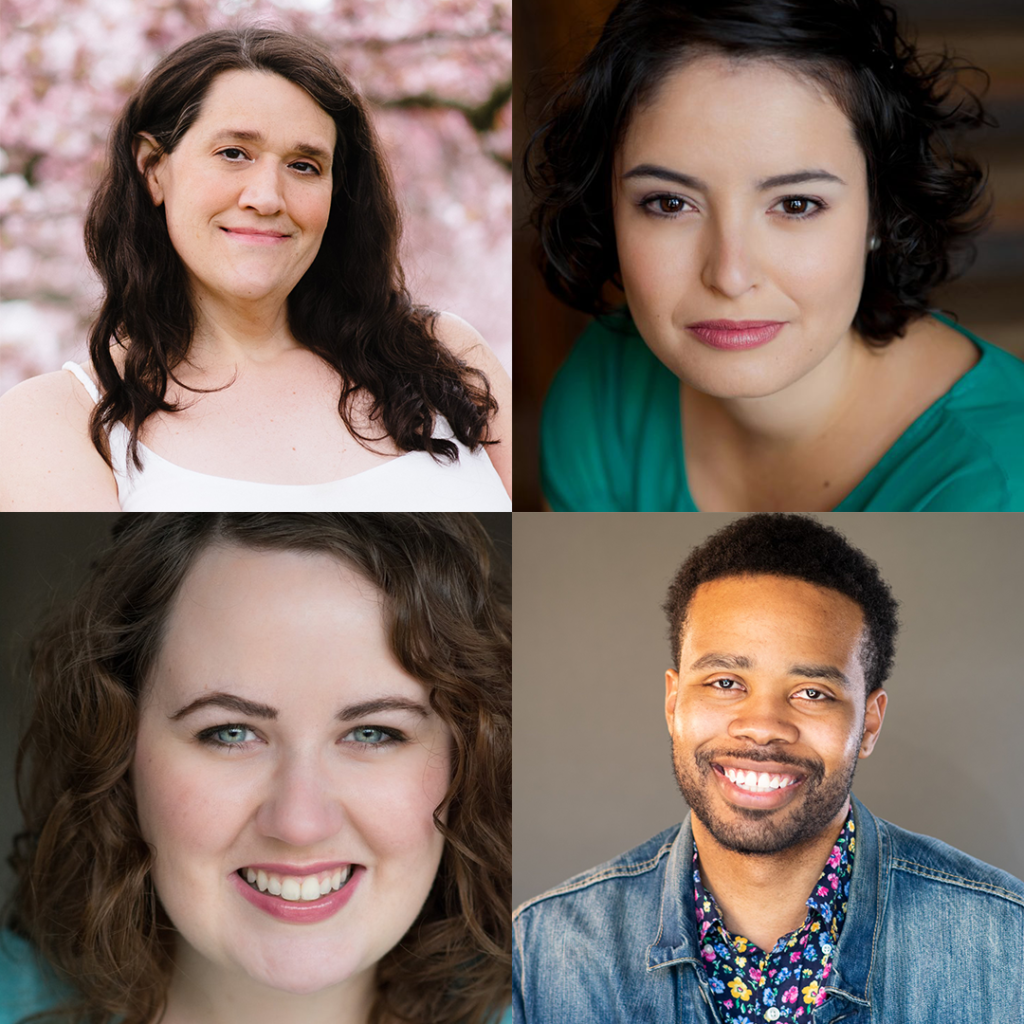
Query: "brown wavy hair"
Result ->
[[3, 514, 511, 1024], [85, 27, 497, 471]]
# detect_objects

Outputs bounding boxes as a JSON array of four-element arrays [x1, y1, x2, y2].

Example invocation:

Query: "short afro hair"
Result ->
[[525, 0, 994, 343], [663, 514, 899, 695]]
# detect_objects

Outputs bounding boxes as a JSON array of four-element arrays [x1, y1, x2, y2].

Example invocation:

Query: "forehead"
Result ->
[[681, 574, 866, 664], [188, 68, 336, 150], [618, 54, 864, 189]]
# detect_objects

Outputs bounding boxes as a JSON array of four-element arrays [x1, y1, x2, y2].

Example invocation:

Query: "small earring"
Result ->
[[868, 236, 880, 251]]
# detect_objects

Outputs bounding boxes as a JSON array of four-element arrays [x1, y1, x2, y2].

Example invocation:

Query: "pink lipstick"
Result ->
[[231, 866, 361, 924], [686, 320, 785, 351]]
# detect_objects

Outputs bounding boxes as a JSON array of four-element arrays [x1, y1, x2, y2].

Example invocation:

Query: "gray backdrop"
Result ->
[[512, 513, 1024, 909], [0, 513, 510, 913]]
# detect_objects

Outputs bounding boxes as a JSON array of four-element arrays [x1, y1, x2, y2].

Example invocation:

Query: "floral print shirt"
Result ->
[[693, 809, 855, 1023]]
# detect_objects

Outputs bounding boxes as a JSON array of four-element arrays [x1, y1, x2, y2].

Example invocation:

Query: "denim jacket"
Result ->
[[513, 796, 1024, 1023]]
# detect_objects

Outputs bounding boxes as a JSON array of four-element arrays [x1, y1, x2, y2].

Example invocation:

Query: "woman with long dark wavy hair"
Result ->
[[1, 513, 512, 1024], [526, 0, 1024, 512], [0, 28, 511, 511]]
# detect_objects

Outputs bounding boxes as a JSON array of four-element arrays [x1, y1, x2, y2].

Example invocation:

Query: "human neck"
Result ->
[[686, 326, 871, 449], [690, 798, 851, 954], [188, 289, 301, 370], [160, 948, 378, 1024]]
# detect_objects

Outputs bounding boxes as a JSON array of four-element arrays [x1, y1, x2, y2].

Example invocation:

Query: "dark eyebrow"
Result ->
[[789, 664, 851, 689], [687, 653, 850, 689], [622, 164, 846, 192], [689, 653, 755, 672], [169, 692, 430, 722], [209, 128, 332, 166]]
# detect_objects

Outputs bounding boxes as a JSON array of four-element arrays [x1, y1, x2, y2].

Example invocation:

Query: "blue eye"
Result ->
[[195, 723, 407, 753], [345, 726, 404, 747], [198, 724, 257, 750]]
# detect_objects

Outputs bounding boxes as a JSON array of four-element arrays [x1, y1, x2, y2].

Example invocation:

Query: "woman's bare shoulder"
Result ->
[[0, 369, 121, 511], [432, 311, 512, 496]]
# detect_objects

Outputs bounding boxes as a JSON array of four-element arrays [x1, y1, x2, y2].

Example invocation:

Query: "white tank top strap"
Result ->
[[60, 360, 134, 502], [61, 361, 101, 404]]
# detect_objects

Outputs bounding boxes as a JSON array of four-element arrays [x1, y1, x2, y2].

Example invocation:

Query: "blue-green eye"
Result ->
[[198, 724, 256, 750], [347, 726, 399, 746]]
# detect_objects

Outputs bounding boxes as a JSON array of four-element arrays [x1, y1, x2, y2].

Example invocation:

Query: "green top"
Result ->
[[540, 311, 1024, 511], [0, 930, 74, 1023], [0, 930, 512, 1024]]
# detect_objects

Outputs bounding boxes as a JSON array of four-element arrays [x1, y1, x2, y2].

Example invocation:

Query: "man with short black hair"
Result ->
[[513, 514, 1024, 1024]]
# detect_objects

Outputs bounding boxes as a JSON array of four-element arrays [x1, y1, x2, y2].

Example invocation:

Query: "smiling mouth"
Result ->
[[237, 865, 356, 902], [220, 227, 290, 238]]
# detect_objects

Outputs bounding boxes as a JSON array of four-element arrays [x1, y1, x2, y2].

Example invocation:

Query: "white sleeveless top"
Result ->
[[62, 363, 511, 512]]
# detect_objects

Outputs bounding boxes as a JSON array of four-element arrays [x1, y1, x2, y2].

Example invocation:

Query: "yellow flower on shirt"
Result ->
[[802, 981, 820, 1005], [728, 978, 752, 1002]]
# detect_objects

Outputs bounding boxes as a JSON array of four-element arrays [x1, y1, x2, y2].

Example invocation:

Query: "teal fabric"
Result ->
[[0, 931, 73, 1023], [540, 311, 1024, 511], [0, 930, 512, 1024]]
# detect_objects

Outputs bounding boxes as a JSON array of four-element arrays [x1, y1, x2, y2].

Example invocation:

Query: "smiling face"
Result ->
[[137, 69, 336, 311], [132, 545, 450, 1005], [613, 54, 873, 399], [665, 574, 886, 856]]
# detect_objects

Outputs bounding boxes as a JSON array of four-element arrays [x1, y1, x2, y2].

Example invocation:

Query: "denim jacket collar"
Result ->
[[645, 795, 883, 1010]]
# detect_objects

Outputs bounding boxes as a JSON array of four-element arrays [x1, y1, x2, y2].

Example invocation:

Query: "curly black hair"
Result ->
[[663, 514, 900, 695], [524, 0, 994, 343]]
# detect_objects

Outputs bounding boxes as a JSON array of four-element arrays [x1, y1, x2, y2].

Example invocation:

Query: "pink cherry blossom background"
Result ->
[[0, 0, 512, 395]]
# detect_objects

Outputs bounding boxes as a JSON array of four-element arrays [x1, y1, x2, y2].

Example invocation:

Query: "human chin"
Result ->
[[673, 741, 855, 855]]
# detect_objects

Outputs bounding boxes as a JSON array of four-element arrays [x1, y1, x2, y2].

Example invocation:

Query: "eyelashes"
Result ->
[[639, 193, 828, 221], [216, 147, 321, 176], [705, 678, 836, 702], [195, 723, 408, 753]]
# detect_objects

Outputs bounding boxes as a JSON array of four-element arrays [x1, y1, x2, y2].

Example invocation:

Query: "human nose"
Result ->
[[253, 752, 346, 847], [237, 157, 284, 216], [726, 690, 799, 746], [699, 216, 760, 297]]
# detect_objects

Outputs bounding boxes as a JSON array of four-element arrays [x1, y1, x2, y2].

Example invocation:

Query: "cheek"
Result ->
[[287, 187, 332, 236], [133, 739, 238, 859], [353, 752, 450, 860]]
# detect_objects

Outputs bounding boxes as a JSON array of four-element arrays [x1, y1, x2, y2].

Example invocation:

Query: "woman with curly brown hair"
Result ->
[[0, 28, 511, 511], [0, 514, 511, 1024], [526, 0, 1024, 511]]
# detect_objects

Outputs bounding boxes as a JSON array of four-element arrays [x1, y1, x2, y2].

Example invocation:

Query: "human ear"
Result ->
[[858, 688, 887, 758], [665, 669, 680, 735], [133, 132, 165, 206]]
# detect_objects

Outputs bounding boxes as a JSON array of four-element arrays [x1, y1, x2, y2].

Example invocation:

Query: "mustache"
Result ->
[[694, 746, 825, 784]]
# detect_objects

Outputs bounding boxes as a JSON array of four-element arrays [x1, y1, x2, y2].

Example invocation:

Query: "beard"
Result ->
[[672, 737, 860, 856]]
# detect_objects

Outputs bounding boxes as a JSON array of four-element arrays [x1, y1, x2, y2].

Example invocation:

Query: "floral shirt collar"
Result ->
[[692, 808, 856, 1022]]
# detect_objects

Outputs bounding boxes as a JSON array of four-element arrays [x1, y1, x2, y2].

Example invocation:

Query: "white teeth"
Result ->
[[722, 767, 798, 792], [243, 865, 353, 901]]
